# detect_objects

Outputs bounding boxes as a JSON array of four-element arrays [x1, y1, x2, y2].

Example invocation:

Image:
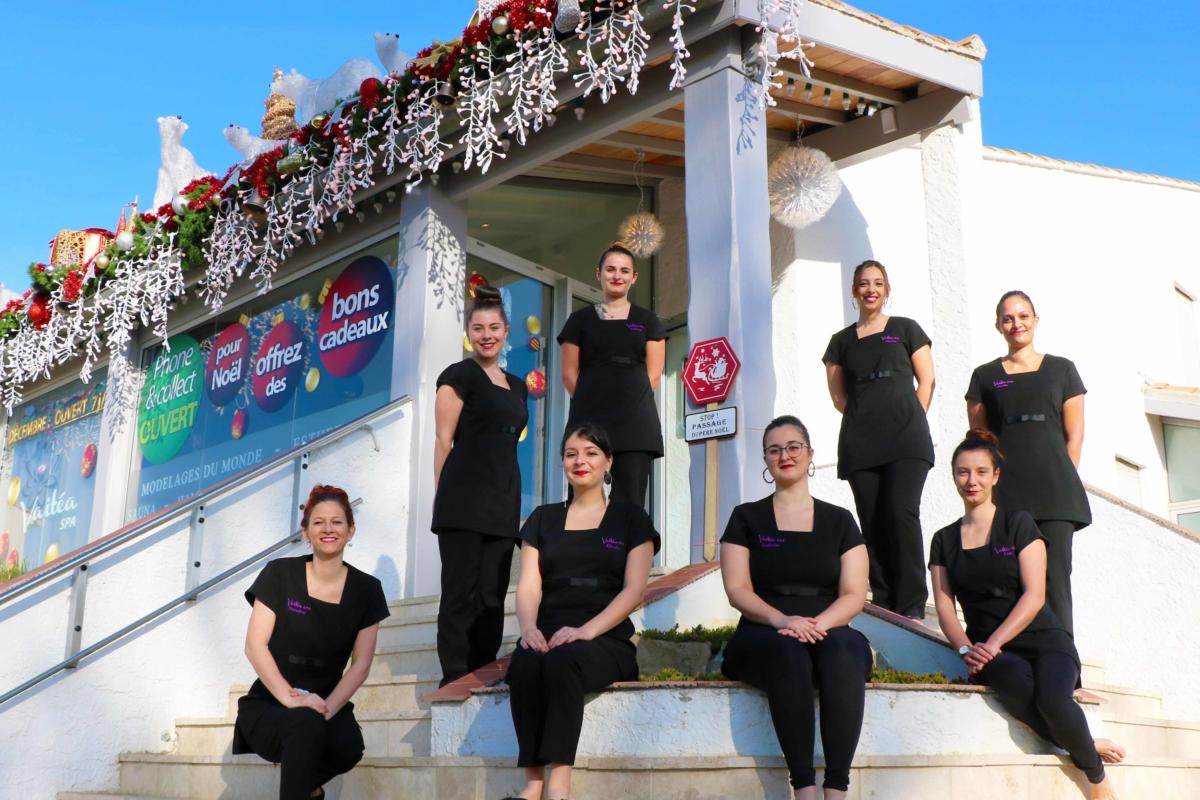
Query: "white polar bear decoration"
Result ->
[[373, 32, 409, 75], [153, 116, 211, 209], [223, 125, 289, 161], [272, 58, 383, 125]]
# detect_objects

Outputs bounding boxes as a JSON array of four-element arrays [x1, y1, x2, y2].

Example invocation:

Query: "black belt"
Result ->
[[766, 585, 837, 598], [495, 424, 520, 435], [594, 356, 637, 366], [286, 654, 327, 670], [856, 370, 892, 383], [1004, 414, 1046, 424], [544, 577, 622, 591]]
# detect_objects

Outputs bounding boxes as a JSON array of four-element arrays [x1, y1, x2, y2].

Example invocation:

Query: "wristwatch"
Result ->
[[958, 644, 971, 658]]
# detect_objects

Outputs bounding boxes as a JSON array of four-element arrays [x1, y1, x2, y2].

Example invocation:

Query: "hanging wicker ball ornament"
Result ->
[[617, 212, 665, 258], [115, 231, 135, 251], [767, 146, 842, 229]]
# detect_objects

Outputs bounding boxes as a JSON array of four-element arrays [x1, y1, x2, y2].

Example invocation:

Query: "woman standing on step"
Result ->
[[233, 485, 389, 800], [967, 290, 1090, 636], [929, 430, 1123, 800], [433, 285, 529, 686], [721, 415, 872, 800], [503, 423, 660, 800], [823, 260, 935, 620], [558, 242, 667, 508]]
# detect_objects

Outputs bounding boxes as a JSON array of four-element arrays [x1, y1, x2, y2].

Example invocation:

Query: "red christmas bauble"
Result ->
[[27, 293, 51, 328], [525, 369, 547, 398], [467, 272, 489, 299], [359, 77, 384, 111]]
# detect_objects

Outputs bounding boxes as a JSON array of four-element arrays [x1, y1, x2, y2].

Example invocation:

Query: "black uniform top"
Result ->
[[519, 501, 661, 643], [822, 316, 935, 477], [720, 495, 865, 619], [929, 509, 1077, 664], [431, 358, 529, 538], [966, 356, 1091, 528], [557, 305, 668, 456], [233, 556, 390, 753]]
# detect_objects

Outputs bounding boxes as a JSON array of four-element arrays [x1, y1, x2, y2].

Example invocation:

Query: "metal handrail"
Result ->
[[0, 394, 411, 607], [0, 498, 362, 707]]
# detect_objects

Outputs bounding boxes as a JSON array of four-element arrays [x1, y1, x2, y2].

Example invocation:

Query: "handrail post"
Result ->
[[63, 563, 90, 668], [185, 505, 206, 600], [290, 453, 309, 534]]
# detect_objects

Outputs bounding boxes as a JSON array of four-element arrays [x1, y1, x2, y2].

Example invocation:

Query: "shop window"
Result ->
[[128, 237, 398, 519], [0, 373, 107, 573], [1163, 420, 1200, 533]]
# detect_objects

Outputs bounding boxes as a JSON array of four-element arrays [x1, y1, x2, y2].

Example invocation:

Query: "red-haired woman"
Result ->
[[823, 260, 935, 619], [967, 291, 1090, 635], [232, 485, 389, 800], [929, 431, 1122, 800]]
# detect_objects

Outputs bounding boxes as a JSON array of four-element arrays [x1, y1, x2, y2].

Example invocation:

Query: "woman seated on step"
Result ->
[[503, 423, 660, 800], [232, 484, 389, 800], [720, 415, 872, 800], [929, 430, 1124, 800]]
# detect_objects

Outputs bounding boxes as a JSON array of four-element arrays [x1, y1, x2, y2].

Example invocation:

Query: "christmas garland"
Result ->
[[0, 0, 808, 419]]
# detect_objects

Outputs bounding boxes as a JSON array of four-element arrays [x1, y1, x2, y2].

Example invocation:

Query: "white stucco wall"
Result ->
[[0, 407, 413, 799]]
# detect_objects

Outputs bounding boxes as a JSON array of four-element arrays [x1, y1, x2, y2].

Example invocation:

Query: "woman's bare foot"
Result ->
[[516, 767, 544, 800], [1095, 738, 1126, 764], [1089, 774, 1118, 800]]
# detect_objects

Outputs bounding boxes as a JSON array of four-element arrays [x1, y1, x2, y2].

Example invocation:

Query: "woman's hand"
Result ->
[[547, 625, 594, 649], [519, 627, 550, 653], [778, 616, 826, 643], [964, 641, 999, 675], [284, 689, 329, 716]]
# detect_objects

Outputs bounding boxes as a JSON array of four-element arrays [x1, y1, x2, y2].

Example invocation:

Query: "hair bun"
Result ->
[[472, 285, 502, 305], [965, 427, 1000, 448]]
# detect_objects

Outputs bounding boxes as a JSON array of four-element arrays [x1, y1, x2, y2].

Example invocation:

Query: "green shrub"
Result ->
[[639, 624, 737, 655]]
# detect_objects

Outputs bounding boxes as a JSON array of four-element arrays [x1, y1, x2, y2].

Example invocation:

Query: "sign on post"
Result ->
[[682, 337, 741, 406]]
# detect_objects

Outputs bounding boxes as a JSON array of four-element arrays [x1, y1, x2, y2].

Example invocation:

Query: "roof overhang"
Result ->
[[1144, 384, 1200, 421]]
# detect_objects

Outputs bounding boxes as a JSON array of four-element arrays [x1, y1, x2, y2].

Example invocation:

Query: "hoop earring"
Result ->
[[762, 467, 775, 485], [808, 462, 816, 477]]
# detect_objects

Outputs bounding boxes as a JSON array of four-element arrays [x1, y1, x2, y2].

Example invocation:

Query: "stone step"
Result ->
[[113, 753, 1200, 799], [226, 672, 442, 718], [379, 609, 520, 648], [372, 636, 519, 681], [1085, 682, 1164, 718], [173, 709, 431, 757], [386, 591, 516, 624], [1102, 713, 1200, 760]]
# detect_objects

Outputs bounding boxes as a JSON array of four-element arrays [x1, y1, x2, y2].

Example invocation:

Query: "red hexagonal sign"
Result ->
[[682, 336, 741, 405]]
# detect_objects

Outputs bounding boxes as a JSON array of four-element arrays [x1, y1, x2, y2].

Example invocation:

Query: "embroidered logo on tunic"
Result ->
[[756, 534, 785, 549], [881, 335, 900, 344], [625, 322, 646, 333], [601, 537, 624, 552], [287, 598, 312, 616], [992, 379, 1015, 389], [992, 545, 1016, 557]]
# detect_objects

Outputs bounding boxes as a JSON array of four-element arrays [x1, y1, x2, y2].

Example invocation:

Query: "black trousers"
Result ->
[[722, 623, 871, 791], [1037, 520, 1076, 636], [979, 650, 1104, 783], [505, 636, 637, 766], [610, 451, 653, 508], [237, 704, 364, 800], [846, 459, 929, 617], [437, 530, 517, 686]]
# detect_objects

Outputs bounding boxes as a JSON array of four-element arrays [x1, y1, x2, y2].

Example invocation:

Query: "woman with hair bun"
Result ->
[[929, 431, 1123, 800], [432, 285, 529, 686], [967, 290, 1090, 635], [558, 242, 667, 508], [823, 260, 935, 619], [233, 484, 389, 800]]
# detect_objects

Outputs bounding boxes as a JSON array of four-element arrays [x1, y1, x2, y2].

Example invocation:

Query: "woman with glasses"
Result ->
[[720, 415, 871, 800], [823, 260, 935, 619]]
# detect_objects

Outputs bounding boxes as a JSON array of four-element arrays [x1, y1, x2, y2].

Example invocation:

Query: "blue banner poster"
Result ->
[[495, 278, 548, 518], [1, 375, 107, 571], [134, 245, 398, 518]]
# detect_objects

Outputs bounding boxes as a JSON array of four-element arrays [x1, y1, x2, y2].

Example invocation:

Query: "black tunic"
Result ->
[[720, 496, 865, 620], [966, 356, 1091, 528], [822, 316, 935, 478], [557, 305, 667, 456], [929, 510, 1078, 666], [233, 555, 390, 754], [431, 358, 529, 538], [519, 501, 660, 642]]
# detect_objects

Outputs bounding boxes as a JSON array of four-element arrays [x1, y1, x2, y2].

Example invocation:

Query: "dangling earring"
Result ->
[[808, 462, 816, 477], [604, 471, 613, 486], [762, 467, 775, 484]]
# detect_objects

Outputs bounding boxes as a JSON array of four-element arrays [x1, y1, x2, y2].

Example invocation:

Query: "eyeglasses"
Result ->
[[764, 443, 810, 460]]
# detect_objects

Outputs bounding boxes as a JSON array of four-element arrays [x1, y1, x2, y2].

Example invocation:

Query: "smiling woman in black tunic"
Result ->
[[929, 430, 1122, 800], [233, 485, 389, 800], [558, 243, 667, 508], [967, 290, 1089, 635], [503, 423, 659, 800], [721, 415, 871, 800], [432, 286, 529, 687], [823, 260, 935, 619]]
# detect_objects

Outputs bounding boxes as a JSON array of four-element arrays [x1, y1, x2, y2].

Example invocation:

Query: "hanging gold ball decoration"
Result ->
[[767, 146, 842, 229], [616, 212, 665, 258]]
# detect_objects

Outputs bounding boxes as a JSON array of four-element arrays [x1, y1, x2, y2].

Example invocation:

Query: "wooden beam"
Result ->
[[654, 109, 686, 127], [800, 88, 970, 164], [600, 130, 686, 157], [778, 63, 910, 105], [769, 96, 851, 126], [550, 153, 684, 179]]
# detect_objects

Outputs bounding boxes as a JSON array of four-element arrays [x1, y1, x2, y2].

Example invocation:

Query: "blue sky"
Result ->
[[1, 1, 1195, 292]]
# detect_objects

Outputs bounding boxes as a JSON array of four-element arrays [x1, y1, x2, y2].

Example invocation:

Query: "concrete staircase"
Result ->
[[59, 574, 1200, 799]]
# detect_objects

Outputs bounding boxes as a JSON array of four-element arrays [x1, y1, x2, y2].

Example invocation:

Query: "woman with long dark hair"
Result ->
[[233, 484, 389, 800], [432, 285, 529, 686]]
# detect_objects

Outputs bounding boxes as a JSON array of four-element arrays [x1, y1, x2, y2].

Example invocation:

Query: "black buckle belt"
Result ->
[[597, 356, 636, 366], [286, 654, 327, 669], [767, 585, 836, 598], [496, 424, 520, 435], [856, 370, 892, 383], [1004, 414, 1046, 424], [545, 577, 621, 591]]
